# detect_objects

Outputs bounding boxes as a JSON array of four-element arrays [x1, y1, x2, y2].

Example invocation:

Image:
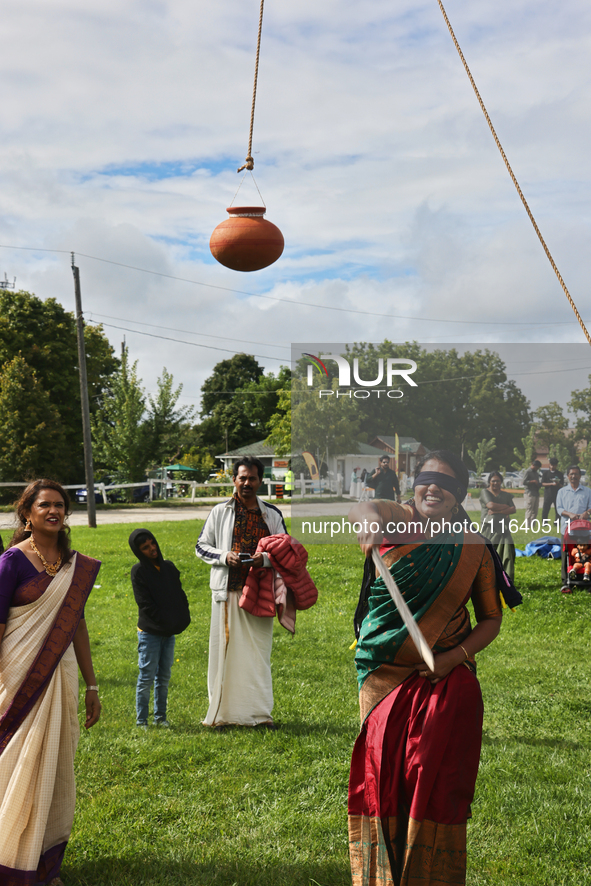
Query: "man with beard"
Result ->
[[196, 456, 286, 729], [366, 455, 401, 502]]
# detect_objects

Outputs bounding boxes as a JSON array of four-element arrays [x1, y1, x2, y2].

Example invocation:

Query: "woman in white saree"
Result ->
[[0, 480, 101, 886]]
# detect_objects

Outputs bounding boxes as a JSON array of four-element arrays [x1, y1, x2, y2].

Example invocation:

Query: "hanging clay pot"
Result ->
[[209, 206, 284, 272]]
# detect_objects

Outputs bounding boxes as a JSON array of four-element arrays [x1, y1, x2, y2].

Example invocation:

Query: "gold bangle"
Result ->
[[459, 645, 469, 661]]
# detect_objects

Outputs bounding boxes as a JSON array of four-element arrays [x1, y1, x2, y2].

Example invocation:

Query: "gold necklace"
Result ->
[[29, 536, 62, 576]]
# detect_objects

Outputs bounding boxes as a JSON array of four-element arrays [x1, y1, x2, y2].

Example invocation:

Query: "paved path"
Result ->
[[0, 494, 526, 531], [0, 503, 293, 530]]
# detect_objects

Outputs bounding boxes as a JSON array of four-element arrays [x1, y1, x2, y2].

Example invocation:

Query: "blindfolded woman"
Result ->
[[348, 450, 519, 886]]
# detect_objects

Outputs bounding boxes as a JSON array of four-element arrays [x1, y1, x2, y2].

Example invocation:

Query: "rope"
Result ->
[[229, 170, 266, 208], [436, 0, 591, 346], [237, 0, 265, 173]]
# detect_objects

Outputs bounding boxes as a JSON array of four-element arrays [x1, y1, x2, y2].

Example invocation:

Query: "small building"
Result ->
[[333, 443, 396, 493], [369, 436, 430, 477], [217, 441, 292, 480]]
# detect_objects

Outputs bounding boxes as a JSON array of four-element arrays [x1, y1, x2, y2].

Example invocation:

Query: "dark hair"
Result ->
[[135, 531, 154, 547], [488, 471, 504, 484], [416, 449, 469, 499], [568, 464, 581, 474], [549, 457, 559, 466], [9, 479, 73, 563], [232, 456, 264, 481], [533, 460, 542, 469]]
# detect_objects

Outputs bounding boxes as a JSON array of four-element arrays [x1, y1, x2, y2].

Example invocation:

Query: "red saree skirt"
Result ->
[[348, 666, 483, 886]]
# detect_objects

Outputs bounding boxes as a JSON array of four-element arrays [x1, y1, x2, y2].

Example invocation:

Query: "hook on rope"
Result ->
[[237, 156, 255, 173]]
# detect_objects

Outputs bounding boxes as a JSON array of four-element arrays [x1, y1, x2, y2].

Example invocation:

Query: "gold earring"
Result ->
[[25, 519, 32, 532], [451, 504, 459, 516]]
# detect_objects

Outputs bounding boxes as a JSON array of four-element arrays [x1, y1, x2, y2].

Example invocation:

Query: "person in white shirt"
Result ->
[[556, 465, 591, 535], [195, 457, 286, 729]]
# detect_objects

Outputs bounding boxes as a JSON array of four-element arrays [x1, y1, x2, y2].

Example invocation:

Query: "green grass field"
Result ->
[[61, 519, 591, 886]]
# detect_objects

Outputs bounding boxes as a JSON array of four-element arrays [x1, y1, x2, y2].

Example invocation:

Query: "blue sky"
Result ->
[[1, 0, 591, 410]]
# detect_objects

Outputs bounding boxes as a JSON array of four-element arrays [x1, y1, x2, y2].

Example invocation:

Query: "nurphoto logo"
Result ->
[[303, 353, 418, 399]]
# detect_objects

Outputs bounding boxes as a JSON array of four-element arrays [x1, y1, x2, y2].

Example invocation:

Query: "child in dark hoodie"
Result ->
[[129, 528, 191, 727]]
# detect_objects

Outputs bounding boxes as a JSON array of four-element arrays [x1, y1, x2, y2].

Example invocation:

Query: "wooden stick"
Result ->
[[371, 547, 435, 672]]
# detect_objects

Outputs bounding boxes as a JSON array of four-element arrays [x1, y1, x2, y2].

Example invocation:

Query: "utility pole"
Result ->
[[0, 273, 16, 290], [71, 253, 97, 528]]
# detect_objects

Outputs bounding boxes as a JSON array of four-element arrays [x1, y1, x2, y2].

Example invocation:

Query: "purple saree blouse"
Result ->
[[0, 548, 50, 624]]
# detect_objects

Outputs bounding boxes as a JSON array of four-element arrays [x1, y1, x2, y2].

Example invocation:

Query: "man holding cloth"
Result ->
[[196, 456, 286, 729]]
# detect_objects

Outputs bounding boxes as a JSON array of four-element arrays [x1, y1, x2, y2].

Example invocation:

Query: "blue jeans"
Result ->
[[136, 631, 175, 724]]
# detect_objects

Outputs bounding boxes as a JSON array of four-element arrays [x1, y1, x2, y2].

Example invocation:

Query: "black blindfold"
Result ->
[[413, 471, 467, 503]]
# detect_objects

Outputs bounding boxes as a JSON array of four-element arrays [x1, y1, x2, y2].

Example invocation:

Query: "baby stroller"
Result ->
[[561, 519, 591, 594]]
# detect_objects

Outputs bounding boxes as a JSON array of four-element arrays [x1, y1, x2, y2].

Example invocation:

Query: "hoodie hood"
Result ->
[[129, 528, 164, 567]]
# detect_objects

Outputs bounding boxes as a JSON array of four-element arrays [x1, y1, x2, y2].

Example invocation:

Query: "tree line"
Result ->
[[277, 342, 591, 477], [0, 291, 290, 490], [3, 292, 591, 490]]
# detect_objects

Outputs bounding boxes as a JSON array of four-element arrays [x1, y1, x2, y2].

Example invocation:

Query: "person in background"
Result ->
[[350, 466, 359, 498], [284, 464, 294, 498], [569, 541, 591, 582], [541, 457, 564, 522], [479, 471, 517, 581], [366, 455, 401, 502], [522, 459, 542, 528], [358, 468, 369, 501], [129, 528, 191, 728], [556, 465, 591, 535], [195, 456, 286, 729]]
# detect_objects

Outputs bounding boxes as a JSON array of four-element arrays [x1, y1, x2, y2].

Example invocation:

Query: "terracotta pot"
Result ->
[[209, 206, 284, 272]]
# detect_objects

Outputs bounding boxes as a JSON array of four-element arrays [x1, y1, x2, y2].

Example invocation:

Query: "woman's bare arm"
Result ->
[[417, 615, 502, 684], [349, 500, 415, 555], [0, 623, 5, 648], [73, 619, 101, 728]]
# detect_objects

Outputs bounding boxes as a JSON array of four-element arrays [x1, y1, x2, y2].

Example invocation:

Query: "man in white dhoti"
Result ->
[[196, 456, 286, 729]]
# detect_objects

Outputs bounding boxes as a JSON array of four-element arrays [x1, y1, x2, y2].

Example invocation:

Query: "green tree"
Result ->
[[339, 343, 530, 466], [144, 368, 195, 466], [569, 375, 591, 434], [91, 346, 147, 483], [533, 402, 569, 453], [0, 356, 67, 481], [266, 387, 292, 455], [291, 378, 362, 472], [0, 290, 118, 480], [196, 354, 268, 457], [565, 377, 591, 472], [513, 426, 537, 470], [234, 366, 291, 439], [548, 441, 572, 473], [467, 437, 496, 477], [177, 449, 216, 481], [200, 353, 263, 416]]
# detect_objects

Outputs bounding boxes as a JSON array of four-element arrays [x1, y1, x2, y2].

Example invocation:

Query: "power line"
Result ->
[[88, 312, 291, 352], [87, 319, 287, 363], [0, 242, 585, 328]]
